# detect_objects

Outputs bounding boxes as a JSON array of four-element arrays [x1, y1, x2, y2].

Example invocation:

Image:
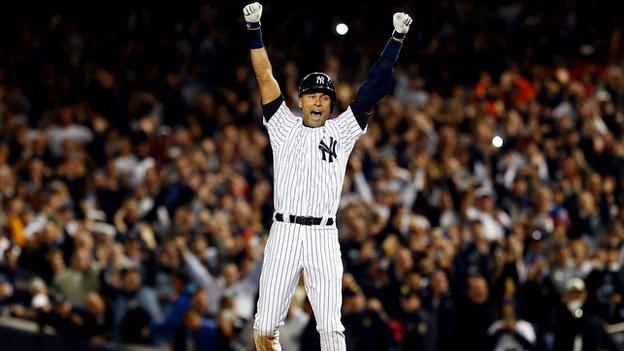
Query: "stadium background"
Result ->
[[0, 0, 623, 350]]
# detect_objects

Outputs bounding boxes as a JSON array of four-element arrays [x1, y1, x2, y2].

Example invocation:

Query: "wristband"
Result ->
[[391, 30, 406, 42], [248, 24, 264, 49], [246, 21, 261, 30]]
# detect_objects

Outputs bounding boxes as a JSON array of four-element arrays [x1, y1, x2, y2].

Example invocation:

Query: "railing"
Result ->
[[608, 322, 624, 347], [0, 316, 622, 350], [0, 317, 160, 351]]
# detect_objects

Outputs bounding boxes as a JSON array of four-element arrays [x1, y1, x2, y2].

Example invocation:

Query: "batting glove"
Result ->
[[243, 2, 263, 30], [393, 12, 412, 34]]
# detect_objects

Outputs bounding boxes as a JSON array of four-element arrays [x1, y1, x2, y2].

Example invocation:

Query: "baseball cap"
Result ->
[[343, 284, 362, 298], [30, 277, 47, 294], [476, 187, 494, 199], [298, 72, 337, 111], [565, 278, 586, 293], [399, 285, 419, 300], [298, 72, 336, 98], [32, 293, 51, 310], [603, 240, 621, 251], [596, 90, 611, 102]]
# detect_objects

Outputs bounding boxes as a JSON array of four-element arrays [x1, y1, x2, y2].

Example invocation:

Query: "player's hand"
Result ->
[[393, 12, 412, 34], [243, 2, 263, 23]]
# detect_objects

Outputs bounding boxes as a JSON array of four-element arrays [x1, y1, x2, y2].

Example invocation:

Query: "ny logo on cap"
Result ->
[[316, 76, 325, 85], [318, 137, 337, 163]]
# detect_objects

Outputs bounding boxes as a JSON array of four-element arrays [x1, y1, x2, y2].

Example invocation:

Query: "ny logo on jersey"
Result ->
[[318, 137, 338, 163], [316, 76, 325, 85]]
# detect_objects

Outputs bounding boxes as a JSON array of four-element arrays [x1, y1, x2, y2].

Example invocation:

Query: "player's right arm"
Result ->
[[244, 3, 281, 104], [244, 2, 297, 150]]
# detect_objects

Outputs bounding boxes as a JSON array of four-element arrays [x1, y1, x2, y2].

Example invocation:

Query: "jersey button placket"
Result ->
[[306, 129, 314, 216], [301, 128, 316, 267], [295, 127, 310, 215]]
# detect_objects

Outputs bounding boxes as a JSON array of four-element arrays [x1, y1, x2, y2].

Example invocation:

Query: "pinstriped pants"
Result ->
[[253, 221, 345, 351]]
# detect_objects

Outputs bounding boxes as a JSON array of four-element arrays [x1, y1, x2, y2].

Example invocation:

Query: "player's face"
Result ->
[[299, 92, 332, 127]]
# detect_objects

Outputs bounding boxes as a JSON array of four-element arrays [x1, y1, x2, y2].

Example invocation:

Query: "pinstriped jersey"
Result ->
[[263, 101, 366, 218]]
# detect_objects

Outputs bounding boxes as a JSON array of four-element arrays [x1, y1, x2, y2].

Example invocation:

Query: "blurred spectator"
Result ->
[[176, 235, 263, 320], [421, 270, 460, 351], [112, 267, 163, 344], [37, 294, 86, 340], [52, 247, 102, 307], [183, 309, 221, 351], [396, 285, 436, 351], [38, 291, 113, 343], [299, 297, 321, 351], [553, 278, 620, 351], [77, 292, 114, 342], [466, 188, 511, 241], [150, 272, 194, 342], [341, 283, 394, 351], [516, 257, 559, 333], [486, 299, 538, 351], [458, 274, 498, 351], [585, 241, 624, 324], [279, 286, 310, 351]]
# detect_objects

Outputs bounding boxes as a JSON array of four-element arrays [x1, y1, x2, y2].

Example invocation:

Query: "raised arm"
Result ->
[[244, 2, 281, 105], [350, 13, 412, 129], [175, 237, 220, 296]]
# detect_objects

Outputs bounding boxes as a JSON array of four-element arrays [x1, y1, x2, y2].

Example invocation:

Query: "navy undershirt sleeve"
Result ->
[[350, 33, 404, 129], [261, 95, 284, 122]]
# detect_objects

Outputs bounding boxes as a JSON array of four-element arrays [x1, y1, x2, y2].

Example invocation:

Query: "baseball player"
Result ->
[[243, 3, 412, 350]]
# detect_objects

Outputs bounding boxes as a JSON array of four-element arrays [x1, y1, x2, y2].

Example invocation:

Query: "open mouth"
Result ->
[[311, 110, 322, 119]]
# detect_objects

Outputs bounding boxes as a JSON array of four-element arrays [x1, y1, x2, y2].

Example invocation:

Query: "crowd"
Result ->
[[0, 0, 623, 350]]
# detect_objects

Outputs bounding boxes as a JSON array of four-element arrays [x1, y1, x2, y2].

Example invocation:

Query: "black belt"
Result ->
[[275, 213, 334, 226]]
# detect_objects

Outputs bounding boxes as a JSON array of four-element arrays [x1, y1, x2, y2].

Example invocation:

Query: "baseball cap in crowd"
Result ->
[[30, 277, 47, 294], [90, 221, 117, 238], [596, 89, 611, 102], [49, 292, 68, 306], [343, 284, 362, 298], [399, 285, 419, 300], [378, 183, 400, 194], [476, 187, 494, 199], [120, 265, 141, 277], [603, 240, 621, 251], [564, 278, 586, 293], [32, 293, 51, 310], [156, 125, 172, 136]]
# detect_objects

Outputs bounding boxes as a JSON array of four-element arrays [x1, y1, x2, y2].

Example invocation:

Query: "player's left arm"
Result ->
[[349, 12, 412, 129]]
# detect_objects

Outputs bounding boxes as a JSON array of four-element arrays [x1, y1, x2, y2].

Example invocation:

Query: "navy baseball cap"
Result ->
[[298, 72, 337, 111]]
